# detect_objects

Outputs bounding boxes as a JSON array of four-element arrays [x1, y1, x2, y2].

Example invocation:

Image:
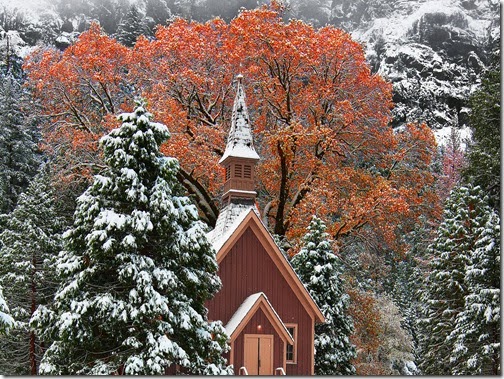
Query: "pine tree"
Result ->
[[115, 5, 147, 47], [291, 216, 356, 375], [31, 100, 231, 375], [0, 72, 41, 214], [463, 65, 500, 210], [417, 185, 495, 375], [0, 166, 65, 375], [449, 209, 500, 375]]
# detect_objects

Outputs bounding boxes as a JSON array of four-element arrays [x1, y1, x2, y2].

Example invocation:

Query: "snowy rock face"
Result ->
[[334, 0, 499, 142], [287, 0, 499, 144]]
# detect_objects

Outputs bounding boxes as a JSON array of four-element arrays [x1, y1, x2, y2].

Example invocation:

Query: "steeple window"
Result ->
[[226, 165, 231, 181], [235, 164, 243, 178], [244, 165, 252, 179]]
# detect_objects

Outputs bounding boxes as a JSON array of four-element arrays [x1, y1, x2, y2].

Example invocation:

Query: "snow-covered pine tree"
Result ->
[[463, 64, 500, 211], [291, 216, 356, 375], [417, 185, 495, 375], [0, 166, 65, 375], [449, 208, 500, 375], [0, 72, 40, 215], [115, 5, 147, 47], [0, 286, 14, 334], [31, 99, 231, 375]]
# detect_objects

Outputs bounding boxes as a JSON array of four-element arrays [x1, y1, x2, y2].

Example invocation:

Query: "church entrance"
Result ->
[[243, 334, 273, 375]]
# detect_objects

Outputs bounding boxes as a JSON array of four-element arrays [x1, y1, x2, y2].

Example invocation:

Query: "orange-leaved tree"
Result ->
[[24, 5, 440, 255]]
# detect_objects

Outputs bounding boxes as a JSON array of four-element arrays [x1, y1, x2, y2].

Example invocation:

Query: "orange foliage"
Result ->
[[24, 23, 132, 183], [24, 5, 440, 252], [347, 284, 388, 375]]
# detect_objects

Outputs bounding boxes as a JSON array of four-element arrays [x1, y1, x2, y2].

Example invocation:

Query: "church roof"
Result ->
[[206, 202, 259, 253], [219, 74, 260, 164], [225, 292, 294, 344]]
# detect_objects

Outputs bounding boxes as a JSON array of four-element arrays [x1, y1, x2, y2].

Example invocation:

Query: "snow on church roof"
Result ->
[[225, 292, 293, 344], [206, 202, 259, 253], [219, 74, 260, 164], [225, 292, 263, 337]]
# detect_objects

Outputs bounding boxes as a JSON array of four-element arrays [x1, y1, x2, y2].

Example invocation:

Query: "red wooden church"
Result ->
[[206, 75, 325, 375]]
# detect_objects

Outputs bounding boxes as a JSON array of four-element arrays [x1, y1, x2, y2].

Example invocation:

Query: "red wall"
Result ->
[[207, 227, 313, 375]]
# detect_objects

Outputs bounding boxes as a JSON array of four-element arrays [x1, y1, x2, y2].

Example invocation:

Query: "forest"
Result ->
[[0, 0, 500, 375]]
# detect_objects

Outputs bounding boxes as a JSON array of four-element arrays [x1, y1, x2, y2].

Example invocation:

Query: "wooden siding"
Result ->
[[233, 308, 284, 374], [207, 227, 313, 375]]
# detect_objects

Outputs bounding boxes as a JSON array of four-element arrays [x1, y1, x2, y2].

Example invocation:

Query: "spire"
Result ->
[[219, 74, 260, 164], [219, 74, 260, 207]]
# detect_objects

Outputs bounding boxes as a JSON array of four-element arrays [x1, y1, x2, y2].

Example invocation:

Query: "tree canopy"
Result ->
[[24, 5, 440, 260]]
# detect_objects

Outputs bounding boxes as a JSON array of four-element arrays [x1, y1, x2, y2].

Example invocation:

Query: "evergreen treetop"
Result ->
[[115, 5, 147, 47], [291, 215, 356, 375]]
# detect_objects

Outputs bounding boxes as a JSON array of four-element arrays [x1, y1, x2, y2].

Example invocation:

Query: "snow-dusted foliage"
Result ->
[[291, 216, 356, 375], [449, 209, 500, 375], [375, 295, 417, 375], [417, 184, 500, 375], [0, 72, 40, 214], [463, 65, 500, 210], [30, 100, 232, 375], [0, 286, 14, 334], [115, 4, 148, 47], [0, 166, 65, 374]]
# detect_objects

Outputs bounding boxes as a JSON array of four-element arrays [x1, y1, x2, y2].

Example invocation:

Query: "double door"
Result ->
[[243, 334, 273, 375]]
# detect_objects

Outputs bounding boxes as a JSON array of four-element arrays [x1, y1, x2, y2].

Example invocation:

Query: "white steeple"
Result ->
[[219, 74, 260, 206], [219, 74, 260, 164]]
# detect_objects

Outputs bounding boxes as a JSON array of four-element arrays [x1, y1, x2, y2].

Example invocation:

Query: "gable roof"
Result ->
[[225, 292, 294, 344], [211, 209, 325, 324], [206, 202, 259, 253]]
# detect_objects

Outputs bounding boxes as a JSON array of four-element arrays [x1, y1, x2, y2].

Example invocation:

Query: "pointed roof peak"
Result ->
[[219, 74, 260, 164]]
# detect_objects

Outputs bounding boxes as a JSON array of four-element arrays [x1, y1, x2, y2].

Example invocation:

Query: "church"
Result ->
[[205, 75, 325, 375]]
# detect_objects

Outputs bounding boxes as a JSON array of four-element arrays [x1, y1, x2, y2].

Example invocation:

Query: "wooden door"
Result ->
[[243, 334, 273, 375]]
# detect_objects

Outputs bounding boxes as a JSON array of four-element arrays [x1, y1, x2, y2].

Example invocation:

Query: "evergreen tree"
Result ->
[[0, 72, 41, 214], [387, 257, 420, 349], [0, 166, 65, 375], [417, 185, 496, 375], [389, 214, 438, 363], [291, 216, 356, 375], [31, 100, 231, 375], [463, 65, 500, 210], [449, 209, 500, 375], [115, 5, 147, 47]]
